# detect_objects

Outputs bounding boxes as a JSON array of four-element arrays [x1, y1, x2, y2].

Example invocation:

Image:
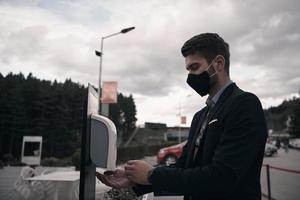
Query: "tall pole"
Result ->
[[178, 99, 182, 143], [266, 164, 272, 200], [178, 94, 191, 143], [80, 26, 135, 200], [95, 27, 135, 116], [98, 37, 104, 115]]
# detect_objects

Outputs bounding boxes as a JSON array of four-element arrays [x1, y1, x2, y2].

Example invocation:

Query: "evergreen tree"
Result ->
[[289, 96, 300, 137], [0, 72, 136, 160], [123, 94, 137, 131], [110, 93, 137, 141]]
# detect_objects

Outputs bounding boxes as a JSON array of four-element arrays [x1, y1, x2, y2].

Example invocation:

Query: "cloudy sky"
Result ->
[[1, 0, 299, 126]]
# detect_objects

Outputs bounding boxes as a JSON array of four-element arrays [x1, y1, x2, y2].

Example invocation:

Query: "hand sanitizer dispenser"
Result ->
[[90, 114, 117, 170]]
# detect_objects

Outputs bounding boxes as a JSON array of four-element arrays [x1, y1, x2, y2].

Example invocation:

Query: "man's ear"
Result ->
[[214, 55, 225, 72]]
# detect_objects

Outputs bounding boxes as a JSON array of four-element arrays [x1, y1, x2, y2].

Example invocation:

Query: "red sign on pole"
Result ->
[[181, 116, 187, 124], [102, 81, 118, 104]]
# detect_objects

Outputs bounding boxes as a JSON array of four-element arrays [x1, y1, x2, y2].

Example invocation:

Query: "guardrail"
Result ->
[[263, 164, 300, 200]]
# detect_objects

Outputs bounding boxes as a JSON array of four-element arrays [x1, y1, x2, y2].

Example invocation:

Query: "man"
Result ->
[[96, 33, 268, 200]]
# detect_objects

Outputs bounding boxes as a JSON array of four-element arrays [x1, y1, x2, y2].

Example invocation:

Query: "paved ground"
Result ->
[[1, 149, 298, 200], [0, 166, 76, 200], [261, 149, 300, 200], [144, 149, 300, 200]]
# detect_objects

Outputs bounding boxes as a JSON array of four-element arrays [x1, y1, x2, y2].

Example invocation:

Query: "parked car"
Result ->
[[264, 143, 278, 156], [157, 141, 186, 165], [157, 140, 278, 164], [289, 138, 300, 149]]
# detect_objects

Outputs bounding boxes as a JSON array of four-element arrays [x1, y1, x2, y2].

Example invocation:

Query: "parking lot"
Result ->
[[261, 149, 300, 200], [145, 148, 300, 200]]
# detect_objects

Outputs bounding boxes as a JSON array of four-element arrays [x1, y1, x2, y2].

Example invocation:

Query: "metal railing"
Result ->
[[263, 164, 300, 200]]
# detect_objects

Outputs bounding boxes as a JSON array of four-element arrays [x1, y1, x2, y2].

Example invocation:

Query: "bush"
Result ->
[[117, 146, 145, 164], [1, 154, 26, 166], [71, 149, 81, 170], [10, 161, 26, 166], [117, 141, 177, 164], [144, 142, 177, 156], [41, 157, 60, 166], [2, 153, 14, 162], [0, 160, 4, 169], [104, 188, 142, 200], [41, 157, 72, 167]]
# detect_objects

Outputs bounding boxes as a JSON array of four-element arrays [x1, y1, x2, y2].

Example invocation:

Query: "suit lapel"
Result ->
[[185, 107, 209, 167], [185, 83, 237, 167], [207, 83, 238, 123], [185, 83, 238, 168]]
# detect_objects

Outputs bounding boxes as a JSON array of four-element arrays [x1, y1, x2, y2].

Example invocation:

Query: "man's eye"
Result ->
[[188, 64, 200, 71]]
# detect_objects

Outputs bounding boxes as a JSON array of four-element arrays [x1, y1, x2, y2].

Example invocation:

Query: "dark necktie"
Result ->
[[193, 98, 214, 160]]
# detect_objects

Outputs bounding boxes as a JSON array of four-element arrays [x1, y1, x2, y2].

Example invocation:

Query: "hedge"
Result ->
[[116, 141, 177, 164]]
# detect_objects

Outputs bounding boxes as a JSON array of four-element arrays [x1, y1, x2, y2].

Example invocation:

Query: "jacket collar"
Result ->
[[185, 83, 239, 168], [207, 82, 238, 119], [210, 80, 233, 106]]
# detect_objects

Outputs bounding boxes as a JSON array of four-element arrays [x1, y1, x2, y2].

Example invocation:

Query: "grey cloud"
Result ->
[[0, 21, 93, 80], [0, 24, 48, 62], [0, 0, 41, 6], [94, 31, 186, 96], [102, 0, 300, 98], [1, 0, 299, 102], [222, 0, 300, 98]]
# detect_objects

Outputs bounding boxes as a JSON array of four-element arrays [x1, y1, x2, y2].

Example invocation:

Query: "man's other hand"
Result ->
[[125, 160, 154, 185]]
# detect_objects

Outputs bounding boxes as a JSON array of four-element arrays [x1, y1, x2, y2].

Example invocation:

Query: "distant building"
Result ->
[[269, 130, 291, 139], [126, 122, 167, 146], [128, 123, 190, 146], [145, 122, 167, 130], [144, 123, 190, 142], [167, 126, 190, 141]]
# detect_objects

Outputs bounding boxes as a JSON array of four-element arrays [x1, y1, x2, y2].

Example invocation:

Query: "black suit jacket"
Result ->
[[133, 83, 268, 200]]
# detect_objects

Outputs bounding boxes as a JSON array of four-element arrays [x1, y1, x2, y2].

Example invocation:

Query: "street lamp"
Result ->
[[178, 94, 192, 143], [95, 26, 135, 115]]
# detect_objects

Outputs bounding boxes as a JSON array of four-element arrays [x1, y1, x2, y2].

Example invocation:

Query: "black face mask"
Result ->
[[186, 71, 210, 96]]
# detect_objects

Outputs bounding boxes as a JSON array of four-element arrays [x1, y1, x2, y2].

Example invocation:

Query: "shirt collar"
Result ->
[[207, 80, 233, 107]]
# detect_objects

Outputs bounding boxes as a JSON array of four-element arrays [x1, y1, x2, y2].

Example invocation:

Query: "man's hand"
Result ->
[[95, 168, 136, 189], [125, 160, 154, 185]]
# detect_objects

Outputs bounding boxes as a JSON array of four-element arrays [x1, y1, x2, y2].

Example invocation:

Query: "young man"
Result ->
[[96, 33, 268, 200]]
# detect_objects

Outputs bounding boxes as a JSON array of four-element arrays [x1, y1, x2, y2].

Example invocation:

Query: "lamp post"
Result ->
[[95, 27, 135, 115], [178, 94, 192, 143]]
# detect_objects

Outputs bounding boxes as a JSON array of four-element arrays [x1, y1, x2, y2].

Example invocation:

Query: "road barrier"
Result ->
[[263, 164, 300, 200]]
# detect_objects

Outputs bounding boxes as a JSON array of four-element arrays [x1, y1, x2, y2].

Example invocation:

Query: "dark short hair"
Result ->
[[181, 33, 230, 74]]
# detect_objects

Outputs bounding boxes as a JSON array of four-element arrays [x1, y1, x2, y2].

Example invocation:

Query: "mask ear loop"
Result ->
[[205, 57, 218, 77], [209, 70, 217, 78]]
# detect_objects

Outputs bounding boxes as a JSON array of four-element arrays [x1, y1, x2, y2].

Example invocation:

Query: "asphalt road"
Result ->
[[261, 149, 300, 200], [144, 148, 300, 200]]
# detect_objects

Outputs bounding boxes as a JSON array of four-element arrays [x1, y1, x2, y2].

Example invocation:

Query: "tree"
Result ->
[[110, 94, 137, 142], [289, 96, 300, 137], [122, 94, 137, 131], [0, 72, 136, 160]]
